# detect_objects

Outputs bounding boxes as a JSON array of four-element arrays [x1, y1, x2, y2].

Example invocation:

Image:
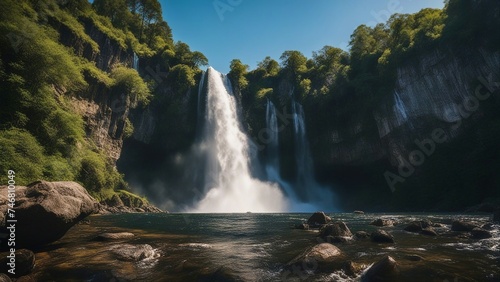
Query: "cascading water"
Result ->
[[132, 52, 139, 70], [291, 99, 336, 210], [189, 68, 288, 213], [265, 100, 321, 211]]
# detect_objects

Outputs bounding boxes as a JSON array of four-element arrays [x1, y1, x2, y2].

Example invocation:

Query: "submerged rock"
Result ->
[[199, 266, 237, 282], [404, 222, 422, 233], [451, 221, 478, 231], [362, 256, 399, 282], [370, 218, 394, 227], [295, 223, 309, 230], [286, 243, 343, 272], [354, 231, 370, 239], [471, 228, 492, 239], [353, 210, 365, 214], [307, 212, 332, 228], [405, 254, 424, 261], [0, 249, 35, 278], [370, 230, 395, 243], [0, 181, 98, 248], [109, 244, 157, 261], [420, 227, 438, 236], [95, 232, 135, 241]]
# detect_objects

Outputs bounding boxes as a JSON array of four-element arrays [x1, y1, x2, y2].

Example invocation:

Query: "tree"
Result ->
[[229, 59, 249, 89], [279, 50, 307, 78], [257, 56, 280, 77]]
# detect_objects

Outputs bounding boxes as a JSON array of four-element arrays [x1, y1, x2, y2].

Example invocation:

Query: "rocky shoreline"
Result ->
[[0, 183, 498, 281], [288, 211, 499, 281]]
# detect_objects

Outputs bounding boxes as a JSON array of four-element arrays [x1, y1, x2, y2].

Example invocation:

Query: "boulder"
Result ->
[[343, 261, 363, 277], [405, 254, 424, 261], [295, 223, 309, 230], [319, 222, 352, 239], [307, 212, 331, 227], [287, 243, 343, 272], [0, 249, 35, 278], [471, 228, 492, 239], [109, 244, 157, 261], [95, 232, 135, 241], [0, 181, 98, 248], [353, 210, 365, 214], [354, 231, 370, 239], [323, 235, 352, 244], [451, 221, 478, 232], [370, 230, 394, 243], [370, 218, 394, 227], [420, 227, 438, 236], [362, 256, 399, 282], [403, 222, 422, 233]]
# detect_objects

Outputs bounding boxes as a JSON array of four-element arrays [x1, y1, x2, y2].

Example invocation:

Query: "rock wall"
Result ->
[[312, 47, 500, 168]]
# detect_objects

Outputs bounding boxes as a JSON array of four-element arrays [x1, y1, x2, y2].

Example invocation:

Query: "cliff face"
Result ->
[[311, 47, 500, 168], [56, 18, 137, 164]]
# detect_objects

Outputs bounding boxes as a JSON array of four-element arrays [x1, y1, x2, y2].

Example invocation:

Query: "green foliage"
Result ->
[[0, 128, 45, 185], [111, 65, 151, 106], [166, 64, 196, 94], [256, 88, 273, 100], [229, 59, 249, 90]]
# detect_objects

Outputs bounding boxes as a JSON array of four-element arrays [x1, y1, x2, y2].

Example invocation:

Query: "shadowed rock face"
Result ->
[[362, 255, 399, 282], [0, 181, 98, 248]]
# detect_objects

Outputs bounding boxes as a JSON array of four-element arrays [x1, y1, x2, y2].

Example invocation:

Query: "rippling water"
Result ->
[[32, 213, 499, 281]]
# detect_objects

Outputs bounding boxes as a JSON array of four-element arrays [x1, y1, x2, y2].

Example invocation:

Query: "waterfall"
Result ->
[[291, 99, 336, 211], [189, 67, 288, 213], [132, 52, 139, 70]]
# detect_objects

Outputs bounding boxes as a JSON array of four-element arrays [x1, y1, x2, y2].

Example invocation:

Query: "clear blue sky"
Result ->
[[162, 0, 445, 73]]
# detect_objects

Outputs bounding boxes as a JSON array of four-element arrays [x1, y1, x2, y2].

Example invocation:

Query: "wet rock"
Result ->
[[319, 222, 352, 239], [295, 223, 309, 230], [109, 244, 157, 261], [451, 221, 478, 231], [471, 228, 492, 239], [343, 261, 363, 277], [370, 230, 394, 243], [95, 232, 135, 241], [287, 243, 343, 272], [0, 249, 35, 278], [370, 218, 394, 227], [199, 266, 237, 282], [482, 223, 494, 230], [307, 212, 332, 227], [0, 274, 11, 282], [0, 181, 98, 248], [353, 210, 365, 214], [362, 256, 399, 282], [405, 254, 424, 261], [420, 227, 438, 236], [404, 222, 422, 233], [354, 231, 370, 239]]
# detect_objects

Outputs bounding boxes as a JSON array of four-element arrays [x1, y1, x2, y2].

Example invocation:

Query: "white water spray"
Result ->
[[189, 68, 288, 213]]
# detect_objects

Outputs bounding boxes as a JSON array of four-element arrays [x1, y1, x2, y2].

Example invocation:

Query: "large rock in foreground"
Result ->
[[0, 181, 98, 248], [0, 249, 35, 277]]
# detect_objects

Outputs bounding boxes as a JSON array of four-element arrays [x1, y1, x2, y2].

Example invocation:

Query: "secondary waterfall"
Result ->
[[291, 99, 335, 210], [189, 68, 288, 213], [132, 52, 139, 70]]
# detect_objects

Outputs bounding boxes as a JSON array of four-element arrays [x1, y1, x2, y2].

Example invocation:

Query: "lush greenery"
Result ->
[[0, 0, 206, 203]]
